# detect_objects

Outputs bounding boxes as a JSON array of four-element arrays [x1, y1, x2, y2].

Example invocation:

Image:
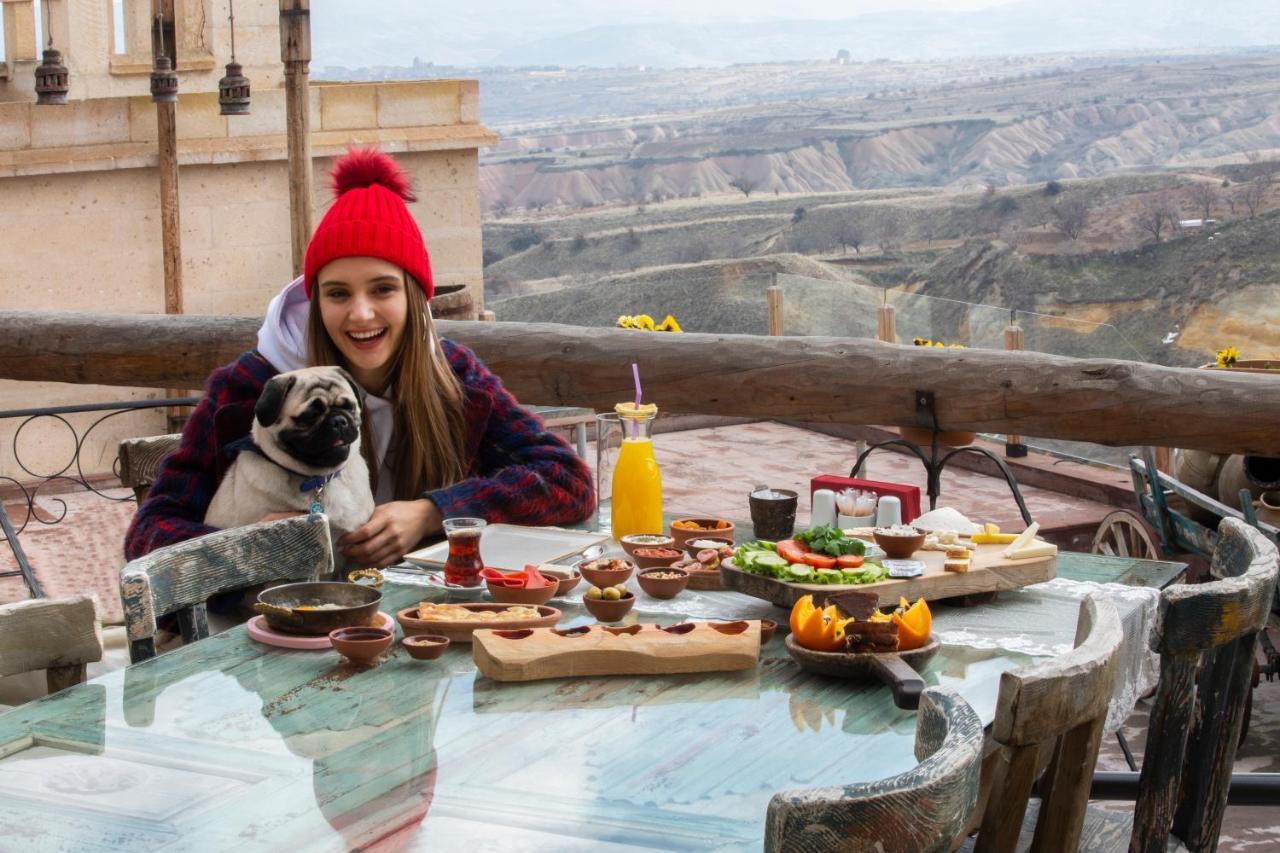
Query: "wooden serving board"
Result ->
[[720, 543, 1056, 608], [471, 621, 761, 682]]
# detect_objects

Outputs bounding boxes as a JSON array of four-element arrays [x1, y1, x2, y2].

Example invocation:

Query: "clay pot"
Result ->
[[873, 529, 926, 559], [402, 634, 450, 660], [578, 560, 636, 588], [759, 618, 778, 645], [1217, 454, 1280, 511], [631, 547, 685, 570], [669, 518, 736, 551], [682, 536, 734, 560], [536, 567, 583, 597], [619, 534, 675, 558], [897, 426, 976, 448], [486, 579, 559, 606], [582, 592, 636, 622], [329, 626, 393, 664], [636, 568, 690, 599]]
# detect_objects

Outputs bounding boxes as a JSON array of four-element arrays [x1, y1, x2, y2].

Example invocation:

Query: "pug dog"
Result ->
[[206, 366, 375, 550]]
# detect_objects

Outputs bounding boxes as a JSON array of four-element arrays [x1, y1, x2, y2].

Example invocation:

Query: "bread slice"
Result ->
[[945, 545, 970, 559], [844, 620, 899, 653], [944, 557, 971, 573]]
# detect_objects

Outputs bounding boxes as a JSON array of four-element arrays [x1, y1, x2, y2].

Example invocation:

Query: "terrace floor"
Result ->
[[0, 420, 1275, 846]]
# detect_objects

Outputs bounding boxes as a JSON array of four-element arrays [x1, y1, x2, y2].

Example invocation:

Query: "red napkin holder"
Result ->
[[809, 475, 922, 524]]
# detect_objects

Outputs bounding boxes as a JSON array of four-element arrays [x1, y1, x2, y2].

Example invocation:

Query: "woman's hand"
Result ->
[[338, 499, 442, 567]]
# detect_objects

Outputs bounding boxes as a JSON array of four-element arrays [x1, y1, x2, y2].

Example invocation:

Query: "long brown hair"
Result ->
[[306, 276, 468, 499]]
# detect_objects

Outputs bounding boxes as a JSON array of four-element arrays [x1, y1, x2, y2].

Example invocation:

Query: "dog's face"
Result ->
[[253, 366, 365, 472]]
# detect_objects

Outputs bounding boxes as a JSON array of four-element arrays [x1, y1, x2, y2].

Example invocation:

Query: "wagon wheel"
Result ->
[[1092, 510, 1164, 560]]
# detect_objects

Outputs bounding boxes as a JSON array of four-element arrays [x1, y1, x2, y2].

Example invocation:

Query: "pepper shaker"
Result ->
[[811, 489, 838, 528], [875, 496, 903, 528]]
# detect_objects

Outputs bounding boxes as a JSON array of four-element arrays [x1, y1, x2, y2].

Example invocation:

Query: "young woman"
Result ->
[[125, 148, 594, 567]]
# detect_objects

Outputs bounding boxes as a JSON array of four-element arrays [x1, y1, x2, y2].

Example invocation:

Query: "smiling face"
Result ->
[[315, 256, 410, 393]]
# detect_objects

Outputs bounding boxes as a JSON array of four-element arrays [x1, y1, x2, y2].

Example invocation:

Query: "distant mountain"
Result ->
[[488, 0, 1280, 68]]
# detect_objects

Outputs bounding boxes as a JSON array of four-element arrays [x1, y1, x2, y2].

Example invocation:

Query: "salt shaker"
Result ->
[[875, 496, 903, 528], [811, 489, 838, 528]]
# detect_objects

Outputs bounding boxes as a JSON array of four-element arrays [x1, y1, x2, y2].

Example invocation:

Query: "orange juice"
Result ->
[[610, 436, 663, 539]]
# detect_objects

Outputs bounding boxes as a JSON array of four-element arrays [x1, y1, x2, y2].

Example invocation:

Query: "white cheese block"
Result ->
[[1006, 540, 1058, 560], [1002, 522, 1041, 558]]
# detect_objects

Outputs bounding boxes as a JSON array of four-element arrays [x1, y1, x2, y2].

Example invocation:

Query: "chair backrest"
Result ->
[[118, 433, 182, 504], [0, 594, 103, 695], [120, 514, 333, 663], [1133, 517, 1278, 853], [764, 686, 984, 853], [975, 593, 1123, 853]]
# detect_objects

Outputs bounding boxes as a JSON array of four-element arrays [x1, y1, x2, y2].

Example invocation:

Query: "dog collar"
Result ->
[[226, 437, 345, 503]]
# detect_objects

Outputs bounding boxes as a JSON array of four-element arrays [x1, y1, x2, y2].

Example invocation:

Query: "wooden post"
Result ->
[[877, 305, 896, 343], [280, 0, 313, 277], [1004, 320, 1028, 458], [155, 0, 185, 434], [766, 273, 784, 336]]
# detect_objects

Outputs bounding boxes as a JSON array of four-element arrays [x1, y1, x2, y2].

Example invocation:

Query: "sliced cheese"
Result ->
[[972, 532, 1019, 544], [984, 522, 1000, 535], [1001, 522, 1040, 558], [1005, 540, 1058, 560]]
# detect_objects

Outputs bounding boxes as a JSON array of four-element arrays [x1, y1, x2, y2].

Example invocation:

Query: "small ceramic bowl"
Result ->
[[583, 591, 636, 622], [631, 546, 686, 570], [578, 559, 636, 589], [873, 529, 927, 559], [486, 579, 560, 606], [759, 618, 778, 645], [636, 567, 690, 599], [682, 536, 735, 560], [537, 567, 583, 597], [402, 634, 451, 660], [619, 534, 676, 558], [329, 626, 393, 664], [670, 518, 736, 551]]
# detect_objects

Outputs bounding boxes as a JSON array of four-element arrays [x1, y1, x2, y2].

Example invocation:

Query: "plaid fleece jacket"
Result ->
[[124, 340, 595, 559]]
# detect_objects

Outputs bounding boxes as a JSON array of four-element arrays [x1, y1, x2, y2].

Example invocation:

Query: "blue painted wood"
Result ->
[[0, 548, 1181, 850]]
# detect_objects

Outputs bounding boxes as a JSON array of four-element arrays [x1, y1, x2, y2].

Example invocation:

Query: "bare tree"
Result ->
[[1186, 183, 1218, 222], [1240, 176, 1269, 218], [1050, 196, 1090, 240], [729, 175, 759, 198], [875, 209, 905, 253], [836, 219, 864, 254], [1137, 192, 1179, 243]]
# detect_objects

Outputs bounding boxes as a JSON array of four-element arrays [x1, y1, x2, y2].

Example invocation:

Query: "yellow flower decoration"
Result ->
[[1216, 346, 1240, 368], [912, 336, 964, 348], [617, 313, 682, 332]]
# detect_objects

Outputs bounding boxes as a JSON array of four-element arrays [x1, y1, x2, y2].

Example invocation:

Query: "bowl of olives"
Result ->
[[582, 585, 636, 622]]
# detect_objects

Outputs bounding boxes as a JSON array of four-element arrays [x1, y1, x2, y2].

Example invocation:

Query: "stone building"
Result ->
[[0, 0, 495, 481]]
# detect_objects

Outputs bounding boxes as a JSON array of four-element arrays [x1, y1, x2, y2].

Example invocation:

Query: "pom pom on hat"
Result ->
[[329, 147, 417, 203], [304, 147, 433, 299]]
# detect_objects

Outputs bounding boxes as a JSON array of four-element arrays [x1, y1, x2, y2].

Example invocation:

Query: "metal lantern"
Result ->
[[34, 48, 69, 106], [150, 55, 179, 103], [218, 1, 250, 115], [218, 61, 251, 115]]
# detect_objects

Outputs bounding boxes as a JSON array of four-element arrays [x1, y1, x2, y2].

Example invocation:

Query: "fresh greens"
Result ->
[[732, 541, 887, 586], [794, 525, 866, 558]]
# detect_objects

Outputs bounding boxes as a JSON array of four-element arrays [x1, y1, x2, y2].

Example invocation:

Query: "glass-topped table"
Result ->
[[0, 532, 1185, 851]]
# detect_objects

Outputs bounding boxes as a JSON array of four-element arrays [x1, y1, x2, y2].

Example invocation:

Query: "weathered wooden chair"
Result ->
[[0, 594, 103, 698], [764, 686, 984, 853], [118, 434, 182, 504], [1078, 517, 1279, 853], [965, 593, 1123, 852], [120, 513, 333, 663]]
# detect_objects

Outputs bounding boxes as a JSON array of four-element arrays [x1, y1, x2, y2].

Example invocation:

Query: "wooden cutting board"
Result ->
[[720, 543, 1056, 608], [472, 621, 761, 682]]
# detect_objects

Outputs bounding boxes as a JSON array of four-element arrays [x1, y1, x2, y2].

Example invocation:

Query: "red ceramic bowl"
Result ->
[[631, 546, 685, 570], [578, 558, 636, 589], [636, 567, 690, 599], [670, 518, 736, 551], [485, 579, 559, 606], [402, 634, 450, 660], [329, 626, 393, 664], [582, 591, 636, 622], [619, 534, 676, 557]]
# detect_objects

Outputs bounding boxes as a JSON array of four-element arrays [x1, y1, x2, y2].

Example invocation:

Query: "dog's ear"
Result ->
[[255, 373, 297, 428], [336, 367, 366, 414]]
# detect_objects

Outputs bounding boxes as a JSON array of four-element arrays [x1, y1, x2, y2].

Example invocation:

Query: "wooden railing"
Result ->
[[1, 310, 1278, 455]]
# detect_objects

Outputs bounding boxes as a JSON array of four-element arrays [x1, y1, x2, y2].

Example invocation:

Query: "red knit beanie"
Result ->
[[303, 147, 434, 299]]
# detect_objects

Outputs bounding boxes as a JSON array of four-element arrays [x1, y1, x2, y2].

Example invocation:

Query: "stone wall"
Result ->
[[0, 78, 495, 484]]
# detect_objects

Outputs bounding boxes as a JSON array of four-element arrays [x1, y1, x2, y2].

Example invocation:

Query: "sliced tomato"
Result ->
[[800, 552, 837, 569], [776, 540, 809, 564], [836, 554, 865, 569]]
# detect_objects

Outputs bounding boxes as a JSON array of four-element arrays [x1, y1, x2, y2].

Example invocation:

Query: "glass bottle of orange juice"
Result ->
[[610, 402, 663, 540]]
